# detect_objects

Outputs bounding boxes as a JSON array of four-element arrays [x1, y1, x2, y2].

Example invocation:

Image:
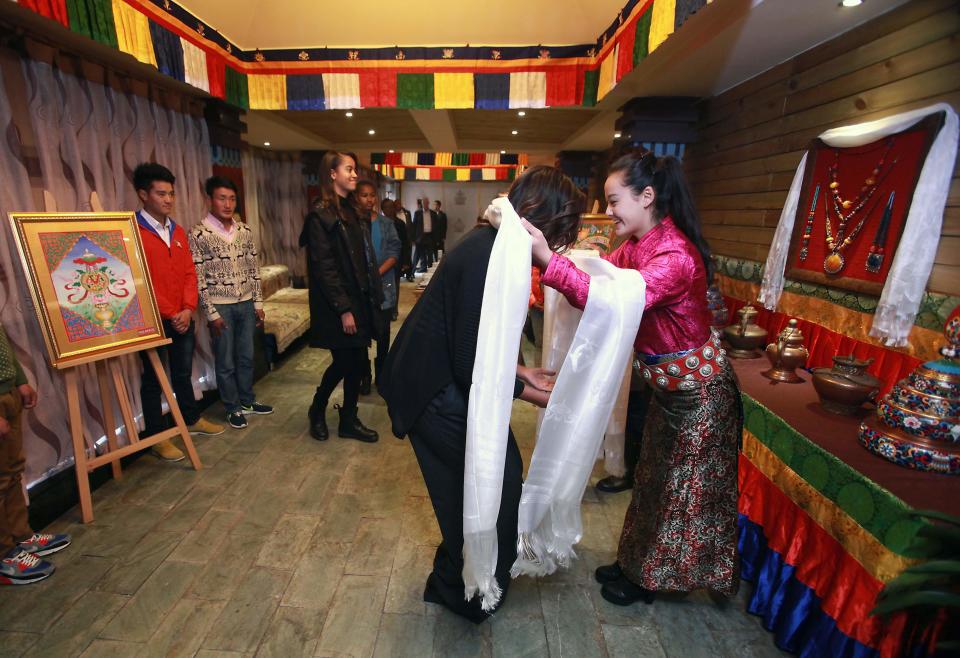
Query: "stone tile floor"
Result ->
[[0, 285, 789, 657]]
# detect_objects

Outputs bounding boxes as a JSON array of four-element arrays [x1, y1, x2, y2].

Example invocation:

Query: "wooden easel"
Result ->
[[61, 339, 202, 523]]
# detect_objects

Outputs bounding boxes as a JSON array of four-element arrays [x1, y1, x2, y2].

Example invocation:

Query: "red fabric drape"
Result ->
[[545, 69, 579, 107], [206, 52, 226, 100]]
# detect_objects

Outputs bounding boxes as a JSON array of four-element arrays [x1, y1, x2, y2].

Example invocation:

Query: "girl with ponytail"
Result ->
[[525, 150, 742, 606]]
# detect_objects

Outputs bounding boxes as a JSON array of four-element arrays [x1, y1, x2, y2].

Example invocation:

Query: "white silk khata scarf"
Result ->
[[511, 255, 644, 578], [463, 200, 644, 611]]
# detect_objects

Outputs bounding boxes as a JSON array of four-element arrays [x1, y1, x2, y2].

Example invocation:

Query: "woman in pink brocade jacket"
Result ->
[[525, 151, 743, 607]]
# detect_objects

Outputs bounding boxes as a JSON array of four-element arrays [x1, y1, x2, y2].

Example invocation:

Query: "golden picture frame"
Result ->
[[9, 212, 167, 369]]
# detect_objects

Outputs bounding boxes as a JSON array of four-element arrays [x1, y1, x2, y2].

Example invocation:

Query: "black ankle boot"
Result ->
[[595, 562, 623, 584], [359, 375, 372, 396], [308, 391, 329, 441], [336, 405, 378, 442], [601, 575, 656, 606]]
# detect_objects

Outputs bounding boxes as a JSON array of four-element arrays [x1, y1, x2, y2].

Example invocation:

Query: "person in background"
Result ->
[[301, 152, 382, 444], [190, 176, 273, 430], [0, 324, 71, 585], [362, 187, 401, 387], [412, 197, 436, 272], [381, 199, 410, 320], [396, 202, 415, 283], [432, 199, 447, 259], [134, 163, 224, 462]]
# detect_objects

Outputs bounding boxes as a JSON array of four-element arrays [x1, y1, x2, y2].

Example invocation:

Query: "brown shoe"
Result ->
[[189, 418, 226, 436], [152, 439, 185, 462]]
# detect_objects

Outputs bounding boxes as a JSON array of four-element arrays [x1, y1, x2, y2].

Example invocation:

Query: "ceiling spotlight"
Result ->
[[263, 141, 271, 146], [511, 130, 518, 135], [518, 111, 526, 117], [345, 111, 353, 117], [389, 149, 395, 153], [840, 0, 862, 6], [368, 129, 376, 135], [614, 132, 622, 139], [500, 150, 506, 154]]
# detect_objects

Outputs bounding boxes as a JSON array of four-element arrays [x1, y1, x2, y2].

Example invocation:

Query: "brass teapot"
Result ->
[[722, 305, 767, 358], [812, 356, 882, 415], [762, 319, 809, 383]]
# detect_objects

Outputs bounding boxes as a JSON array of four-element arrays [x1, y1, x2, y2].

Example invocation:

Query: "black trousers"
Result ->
[[408, 383, 522, 623], [374, 309, 392, 383], [140, 319, 199, 435], [317, 346, 366, 410], [624, 387, 653, 479]]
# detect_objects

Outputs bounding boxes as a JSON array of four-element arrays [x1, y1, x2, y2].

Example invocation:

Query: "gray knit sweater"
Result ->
[[189, 218, 263, 322]]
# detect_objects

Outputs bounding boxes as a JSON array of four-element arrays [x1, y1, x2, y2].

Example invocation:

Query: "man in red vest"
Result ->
[[134, 163, 224, 461]]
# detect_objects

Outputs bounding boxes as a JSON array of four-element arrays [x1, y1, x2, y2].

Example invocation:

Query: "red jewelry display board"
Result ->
[[785, 114, 944, 295]]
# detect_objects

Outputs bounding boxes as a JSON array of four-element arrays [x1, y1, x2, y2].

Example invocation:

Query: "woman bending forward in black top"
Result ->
[[380, 166, 585, 622]]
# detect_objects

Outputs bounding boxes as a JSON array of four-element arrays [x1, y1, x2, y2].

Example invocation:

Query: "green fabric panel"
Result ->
[[742, 394, 927, 557], [225, 68, 249, 110], [67, 0, 118, 48], [442, 169, 457, 182], [452, 153, 470, 166], [712, 255, 959, 332], [397, 74, 434, 109], [507, 168, 516, 182], [582, 69, 599, 107], [633, 6, 652, 66]]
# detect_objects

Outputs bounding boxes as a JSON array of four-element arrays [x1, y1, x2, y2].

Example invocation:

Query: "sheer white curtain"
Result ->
[[246, 149, 307, 278], [0, 52, 213, 486]]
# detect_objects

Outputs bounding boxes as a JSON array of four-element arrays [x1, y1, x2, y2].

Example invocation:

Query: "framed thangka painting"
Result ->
[[9, 213, 165, 368]]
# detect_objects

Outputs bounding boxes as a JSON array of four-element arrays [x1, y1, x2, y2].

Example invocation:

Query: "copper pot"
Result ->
[[812, 355, 882, 415], [762, 319, 808, 383], [723, 305, 767, 359]]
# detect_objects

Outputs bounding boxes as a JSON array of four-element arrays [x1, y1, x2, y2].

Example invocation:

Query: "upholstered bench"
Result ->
[[260, 264, 311, 362]]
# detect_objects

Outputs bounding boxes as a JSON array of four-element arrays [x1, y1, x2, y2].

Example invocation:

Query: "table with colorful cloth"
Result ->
[[731, 356, 954, 658]]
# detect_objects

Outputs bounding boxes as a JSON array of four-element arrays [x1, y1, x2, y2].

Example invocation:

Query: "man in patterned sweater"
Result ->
[[190, 176, 273, 429]]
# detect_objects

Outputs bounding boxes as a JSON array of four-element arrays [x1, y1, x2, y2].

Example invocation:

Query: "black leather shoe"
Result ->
[[601, 576, 655, 606], [308, 393, 328, 441], [595, 562, 623, 584], [336, 405, 378, 442], [596, 476, 633, 493]]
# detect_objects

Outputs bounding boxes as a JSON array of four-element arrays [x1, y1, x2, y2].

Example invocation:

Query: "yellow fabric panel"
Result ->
[[456, 168, 470, 181], [248, 75, 287, 110], [742, 431, 915, 583], [180, 38, 209, 92], [434, 153, 452, 166], [482, 168, 496, 181], [508, 72, 546, 109], [434, 73, 474, 109], [416, 167, 430, 180], [714, 274, 942, 363], [648, 0, 677, 52], [394, 167, 406, 179], [597, 44, 618, 101], [401, 152, 418, 167], [112, 0, 156, 67]]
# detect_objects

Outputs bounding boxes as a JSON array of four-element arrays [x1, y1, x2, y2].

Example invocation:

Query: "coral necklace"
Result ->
[[823, 138, 896, 275]]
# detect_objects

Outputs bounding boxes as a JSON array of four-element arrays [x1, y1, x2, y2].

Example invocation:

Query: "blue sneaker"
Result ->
[[18, 533, 71, 557], [0, 548, 55, 585], [241, 402, 274, 415]]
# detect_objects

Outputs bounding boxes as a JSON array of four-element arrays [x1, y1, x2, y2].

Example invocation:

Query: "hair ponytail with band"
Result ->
[[609, 152, 714, 283]]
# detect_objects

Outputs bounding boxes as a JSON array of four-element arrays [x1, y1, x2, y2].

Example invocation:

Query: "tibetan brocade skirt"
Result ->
[[617, 359, 742, 595]]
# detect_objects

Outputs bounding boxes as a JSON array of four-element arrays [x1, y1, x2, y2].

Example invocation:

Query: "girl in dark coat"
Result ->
[[300, 151, 383, 443]]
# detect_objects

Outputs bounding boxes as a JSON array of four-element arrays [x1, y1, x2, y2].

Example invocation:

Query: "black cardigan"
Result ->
[[380, 226, 523, 438]]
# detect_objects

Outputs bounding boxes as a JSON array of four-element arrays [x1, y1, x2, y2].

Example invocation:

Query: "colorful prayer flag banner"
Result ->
[[20, 0, 708, 111]]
